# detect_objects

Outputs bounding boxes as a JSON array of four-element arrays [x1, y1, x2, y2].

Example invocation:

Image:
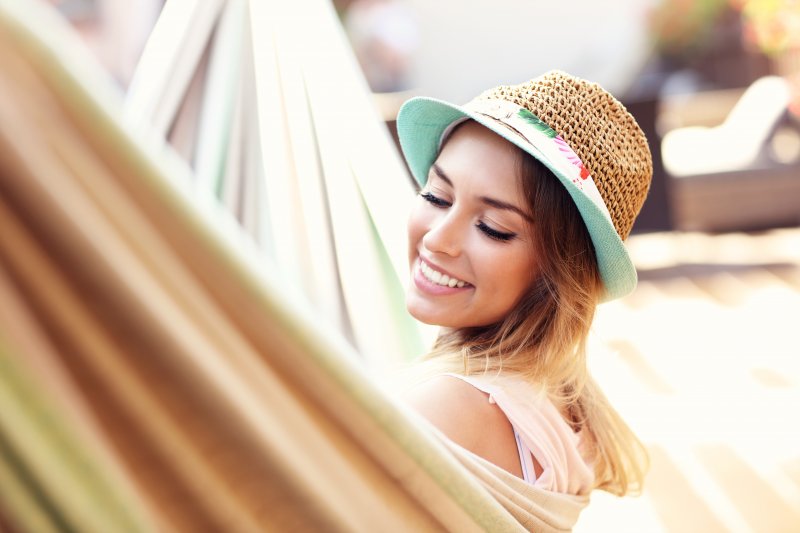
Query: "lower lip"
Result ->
[[413, 261, 472, 296]]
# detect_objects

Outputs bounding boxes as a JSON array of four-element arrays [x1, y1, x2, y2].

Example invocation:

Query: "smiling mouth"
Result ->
[[420, 260, 468, 288]]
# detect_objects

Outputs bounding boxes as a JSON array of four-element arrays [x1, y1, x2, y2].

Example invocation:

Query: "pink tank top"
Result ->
[[440, 372, 595, 495]]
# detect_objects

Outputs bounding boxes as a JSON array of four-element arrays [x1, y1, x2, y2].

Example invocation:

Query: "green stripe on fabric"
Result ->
[[363, 194, 426, 361], [0, 340, 149, 533], [0, 431, 67, 533]]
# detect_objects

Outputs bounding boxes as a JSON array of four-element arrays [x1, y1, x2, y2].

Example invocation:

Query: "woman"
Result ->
[[396, 71, 651, 499]]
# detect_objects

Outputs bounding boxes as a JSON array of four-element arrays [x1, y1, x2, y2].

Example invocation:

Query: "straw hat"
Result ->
[[396, 70, 653, 301]]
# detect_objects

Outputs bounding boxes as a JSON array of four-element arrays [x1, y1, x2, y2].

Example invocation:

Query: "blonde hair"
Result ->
[[402, 130, 648, 496]]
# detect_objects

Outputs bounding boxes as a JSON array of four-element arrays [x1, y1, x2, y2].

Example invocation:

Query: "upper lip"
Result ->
[[419, 256, 469, 284]]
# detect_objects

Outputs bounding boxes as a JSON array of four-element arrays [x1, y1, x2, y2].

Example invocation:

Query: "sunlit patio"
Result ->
[[578, 227, 800, 532]]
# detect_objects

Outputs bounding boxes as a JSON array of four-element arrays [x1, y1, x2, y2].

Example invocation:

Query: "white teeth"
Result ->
[[420, 261, 467, 288]]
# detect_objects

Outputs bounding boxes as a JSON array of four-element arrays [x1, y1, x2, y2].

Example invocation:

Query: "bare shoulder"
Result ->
[[403, 375, 522, 477]]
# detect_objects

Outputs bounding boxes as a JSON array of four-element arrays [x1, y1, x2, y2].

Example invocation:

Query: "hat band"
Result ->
[[454, 98, 613, 225]]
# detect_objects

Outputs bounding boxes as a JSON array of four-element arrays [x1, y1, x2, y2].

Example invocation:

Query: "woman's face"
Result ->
[[406, 121, 539, 328]]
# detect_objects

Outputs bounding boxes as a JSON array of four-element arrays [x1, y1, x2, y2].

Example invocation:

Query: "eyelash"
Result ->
[[419, 191, 517, 242], [420, 191, 449, 207]]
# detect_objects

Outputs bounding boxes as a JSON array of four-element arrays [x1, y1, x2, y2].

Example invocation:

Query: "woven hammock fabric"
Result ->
[[0, 1, 590, 531], [125, 0, 431, 369]]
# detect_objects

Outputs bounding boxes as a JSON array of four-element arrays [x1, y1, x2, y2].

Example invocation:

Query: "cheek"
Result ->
[[484, 246, 537, 296], [511, 249, 538, 293]]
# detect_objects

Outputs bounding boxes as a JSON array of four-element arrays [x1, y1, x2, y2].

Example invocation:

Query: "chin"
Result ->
[[406, 303, 440, 326], [406, 297, 455, 328], [408, 306, 500, 331], [406, 300, 488, 330]]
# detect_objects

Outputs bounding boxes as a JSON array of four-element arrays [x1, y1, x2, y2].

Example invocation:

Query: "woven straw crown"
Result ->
[[476, 71, 653, 240]]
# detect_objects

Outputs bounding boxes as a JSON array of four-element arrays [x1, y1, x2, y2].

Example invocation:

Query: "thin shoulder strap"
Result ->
[[439, 373, 537, 484], [439, 372, 496, 399]]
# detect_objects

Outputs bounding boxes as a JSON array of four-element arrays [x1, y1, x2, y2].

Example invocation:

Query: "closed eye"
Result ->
[[476, 221, 516, 242], [421, 191, 516, 242], [420, 191, 451, 208]]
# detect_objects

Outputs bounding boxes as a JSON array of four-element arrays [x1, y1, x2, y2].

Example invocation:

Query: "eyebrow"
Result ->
[[431, 163, 533, 222]]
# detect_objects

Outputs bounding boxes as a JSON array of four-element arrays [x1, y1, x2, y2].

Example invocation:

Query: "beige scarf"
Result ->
[[440, 435, 590, 532]]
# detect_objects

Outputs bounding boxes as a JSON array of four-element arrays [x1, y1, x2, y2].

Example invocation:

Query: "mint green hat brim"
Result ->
[[396, 96, 637, 302]]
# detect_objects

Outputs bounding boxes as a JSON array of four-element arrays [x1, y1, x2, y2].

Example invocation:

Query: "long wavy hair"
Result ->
[[402, 121, 649, 496]]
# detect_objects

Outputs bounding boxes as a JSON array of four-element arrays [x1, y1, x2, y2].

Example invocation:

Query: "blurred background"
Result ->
[[49, 0, 800, 531]]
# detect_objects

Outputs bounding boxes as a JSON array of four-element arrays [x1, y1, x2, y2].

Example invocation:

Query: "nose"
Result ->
[[422, 210, 465, 257]]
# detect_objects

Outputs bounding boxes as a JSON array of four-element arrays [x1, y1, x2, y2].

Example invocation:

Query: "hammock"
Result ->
[[0, 1, 588, 531], [125, 0, 432, 370]]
